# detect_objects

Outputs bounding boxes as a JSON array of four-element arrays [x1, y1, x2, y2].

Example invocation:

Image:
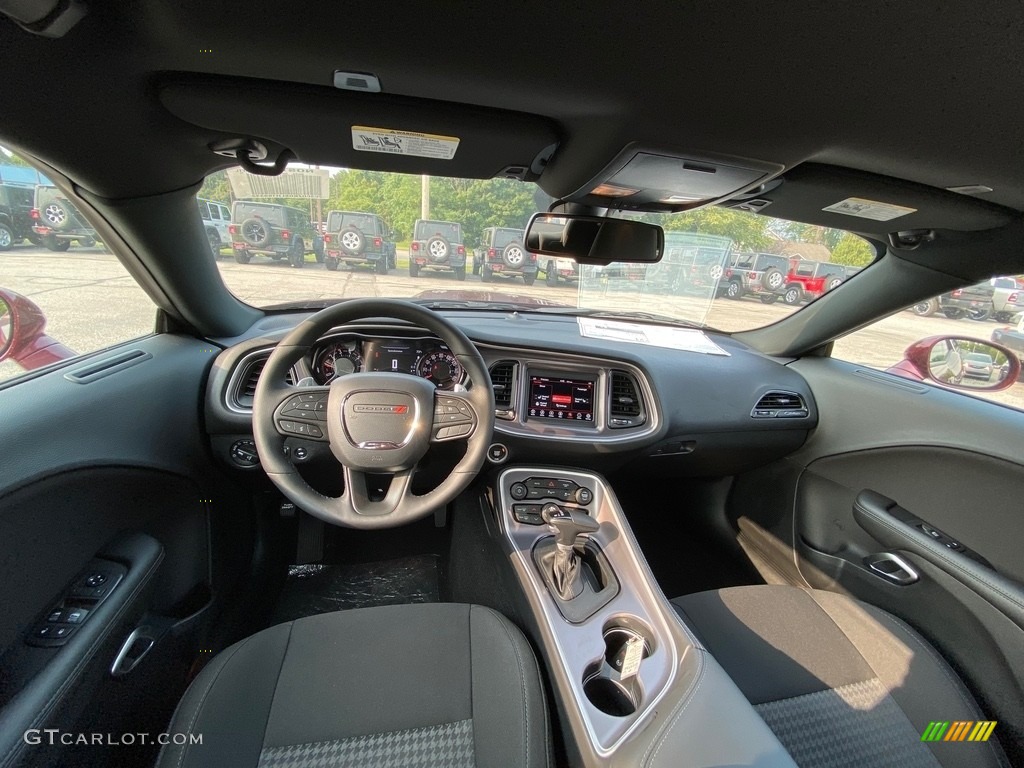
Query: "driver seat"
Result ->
[[157, 603, 551, 768]]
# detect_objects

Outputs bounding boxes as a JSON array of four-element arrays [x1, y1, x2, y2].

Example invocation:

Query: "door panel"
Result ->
[[730, 357, 1024, 761], [0, 334, 220, 767]]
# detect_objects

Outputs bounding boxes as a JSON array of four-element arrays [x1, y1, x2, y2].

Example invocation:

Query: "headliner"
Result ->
[[2, 1, 1024, 226]]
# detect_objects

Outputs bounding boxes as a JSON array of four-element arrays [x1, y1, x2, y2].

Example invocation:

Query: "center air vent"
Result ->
[[234, 355, 293, 409], [609, 371, 645, 428], [489, 361, 517, 417], [751, 391, 808, 419]]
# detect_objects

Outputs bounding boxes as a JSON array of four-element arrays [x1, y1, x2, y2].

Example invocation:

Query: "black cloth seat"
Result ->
[[157, 603, 550, 768], [672, 585, 1009, 768]]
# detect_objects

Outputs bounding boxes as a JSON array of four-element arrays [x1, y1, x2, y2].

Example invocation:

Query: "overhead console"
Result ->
[[561, 143, 785, 214]]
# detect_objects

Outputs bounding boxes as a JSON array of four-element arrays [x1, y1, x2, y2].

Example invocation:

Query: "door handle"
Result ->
[[864, 552, 919, 586]]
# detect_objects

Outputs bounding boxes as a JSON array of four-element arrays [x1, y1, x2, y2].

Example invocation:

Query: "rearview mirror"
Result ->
[[886, 336, 1021, 391], [524, 213, 664, 266]]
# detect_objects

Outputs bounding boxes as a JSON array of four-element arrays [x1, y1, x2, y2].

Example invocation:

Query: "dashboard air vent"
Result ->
[[489, 361, 517, 416], [751, 391, 808, 419], [609, 371, 645, 428], [235, 356, 293, 409]]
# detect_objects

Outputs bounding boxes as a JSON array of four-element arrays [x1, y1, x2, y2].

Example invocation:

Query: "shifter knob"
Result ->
[[541, 503, 600, 548]]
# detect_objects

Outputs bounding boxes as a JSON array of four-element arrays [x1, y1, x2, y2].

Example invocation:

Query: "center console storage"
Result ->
[[494, 467, 798, 767]]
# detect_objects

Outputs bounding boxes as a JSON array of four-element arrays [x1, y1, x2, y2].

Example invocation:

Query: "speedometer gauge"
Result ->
[[312, 342, 362, 383], [417, 348, 463, 389]]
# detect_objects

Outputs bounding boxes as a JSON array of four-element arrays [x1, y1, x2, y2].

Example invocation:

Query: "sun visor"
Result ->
[[158, 76, 560, 180], [746, 163, 1016, 235]]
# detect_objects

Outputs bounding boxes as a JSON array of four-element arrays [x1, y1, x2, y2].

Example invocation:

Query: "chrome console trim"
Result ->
[[495, 468, 698, 762]]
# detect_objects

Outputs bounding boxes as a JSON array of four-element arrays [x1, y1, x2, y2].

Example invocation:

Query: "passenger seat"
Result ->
[[671, 585, 1009, 768]]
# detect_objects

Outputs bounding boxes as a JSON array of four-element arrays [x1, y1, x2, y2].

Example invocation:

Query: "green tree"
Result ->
[[644, 207, 774, 251], [829, 232, 876, 266], [198, 170, 232, 204], [0, 148, 32, 168]]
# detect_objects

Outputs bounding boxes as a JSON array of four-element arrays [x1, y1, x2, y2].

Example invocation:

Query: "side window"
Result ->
[[0, 149, 156, 384], [832, 277, 1024, 412], [197, 200, 210, 219]]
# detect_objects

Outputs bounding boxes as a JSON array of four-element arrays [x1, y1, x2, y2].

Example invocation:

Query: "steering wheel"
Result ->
[[253, 299, 495, 529]]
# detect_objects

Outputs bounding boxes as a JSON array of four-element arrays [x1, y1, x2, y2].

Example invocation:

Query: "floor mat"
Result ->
[[270, 554, 441, 624]]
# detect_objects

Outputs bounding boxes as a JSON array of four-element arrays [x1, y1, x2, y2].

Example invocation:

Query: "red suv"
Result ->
[[781, 259, 851, 305]]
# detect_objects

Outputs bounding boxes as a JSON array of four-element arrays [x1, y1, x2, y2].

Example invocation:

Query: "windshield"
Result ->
[[492, 229, 522, 248], [328, 212, 380, 233], [233, 201, 288, 225], [414, 221, 462, 242], [200, 166, 875, 331]]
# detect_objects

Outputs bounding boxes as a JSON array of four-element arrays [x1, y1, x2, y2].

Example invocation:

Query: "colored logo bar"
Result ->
[[921, 721, 997, 742]]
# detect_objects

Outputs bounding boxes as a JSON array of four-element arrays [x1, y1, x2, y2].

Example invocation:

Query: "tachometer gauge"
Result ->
[[417, 348, 464, 389], [312, 342, 362, 383]]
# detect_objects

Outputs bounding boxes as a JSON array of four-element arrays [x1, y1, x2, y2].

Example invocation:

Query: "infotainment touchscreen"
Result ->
[[527, 375, 596, 424]]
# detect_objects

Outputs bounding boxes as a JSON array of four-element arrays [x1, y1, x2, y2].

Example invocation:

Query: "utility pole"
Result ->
[[421, 175, 430, 220]]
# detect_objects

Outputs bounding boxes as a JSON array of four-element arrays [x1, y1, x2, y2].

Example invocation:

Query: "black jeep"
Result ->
[[0, 183, 35, 250], [476, 227, 537, 285], [229, 202, 323, 267], [323, 211, 397, 273], [31, 185, 97, 251], [409, 219, 467, 279]]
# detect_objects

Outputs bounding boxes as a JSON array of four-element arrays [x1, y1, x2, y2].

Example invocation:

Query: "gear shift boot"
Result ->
[[539, 503, 600, 601], [533, 535, 619, 623]]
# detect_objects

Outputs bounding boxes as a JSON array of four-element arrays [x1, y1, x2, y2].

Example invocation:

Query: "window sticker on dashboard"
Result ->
[[822, 197, 916, 221], [351, 126, 460, 159], [577, 317, 729, 356]]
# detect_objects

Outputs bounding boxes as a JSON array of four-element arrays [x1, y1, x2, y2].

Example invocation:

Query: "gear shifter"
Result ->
[[541, 503, 600, 600]]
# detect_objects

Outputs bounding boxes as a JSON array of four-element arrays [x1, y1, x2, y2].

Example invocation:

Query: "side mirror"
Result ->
[[524, 213, 664, 266], [0, 289, 75, 371], [887, 335, 1021, 391]]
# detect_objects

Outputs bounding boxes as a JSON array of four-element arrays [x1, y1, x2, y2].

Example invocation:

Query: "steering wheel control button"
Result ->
[[510, 482, 528, 500], [575, 487, 594, 505], [487, 443, 509, 463]]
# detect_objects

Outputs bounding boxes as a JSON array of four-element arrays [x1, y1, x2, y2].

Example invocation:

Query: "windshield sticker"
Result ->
[[822, 197, 916, 221], [351, 126, 459, 160], [577, 317, 729, 356]]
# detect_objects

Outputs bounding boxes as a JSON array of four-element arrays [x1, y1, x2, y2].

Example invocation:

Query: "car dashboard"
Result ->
[[205, 308, 818, 479]]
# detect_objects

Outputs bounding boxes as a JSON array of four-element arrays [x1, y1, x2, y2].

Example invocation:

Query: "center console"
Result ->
[[493, 467, 797, 767]]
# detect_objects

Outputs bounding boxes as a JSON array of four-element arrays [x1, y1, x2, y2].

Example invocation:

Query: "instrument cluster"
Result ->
[[310, 335, 466, 390]]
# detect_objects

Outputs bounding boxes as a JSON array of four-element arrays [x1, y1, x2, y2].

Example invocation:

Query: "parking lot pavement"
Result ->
[[2, 244, 1022, 409]]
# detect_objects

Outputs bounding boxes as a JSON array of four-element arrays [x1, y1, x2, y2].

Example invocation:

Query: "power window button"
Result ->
[[46, 609, 63, 623]]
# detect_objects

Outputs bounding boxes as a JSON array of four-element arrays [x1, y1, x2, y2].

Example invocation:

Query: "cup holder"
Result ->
[[582, 620, 655, 718], [583, 673, 640, 717]]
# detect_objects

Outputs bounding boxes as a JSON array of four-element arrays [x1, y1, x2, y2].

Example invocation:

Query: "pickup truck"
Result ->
[[991, 276, 1024, 322], [914, 277, 1024, 320]]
